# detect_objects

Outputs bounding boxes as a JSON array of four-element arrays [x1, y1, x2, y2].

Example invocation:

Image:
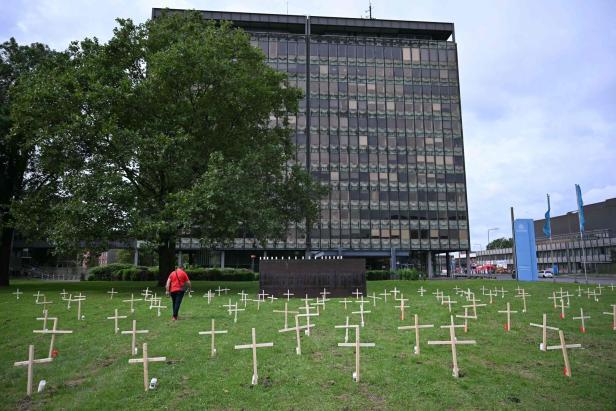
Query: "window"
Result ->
[[402, 47, 411, 61]]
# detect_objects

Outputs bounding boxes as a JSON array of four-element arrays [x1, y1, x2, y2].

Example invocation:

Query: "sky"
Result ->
[[2, 0, 615, 249]]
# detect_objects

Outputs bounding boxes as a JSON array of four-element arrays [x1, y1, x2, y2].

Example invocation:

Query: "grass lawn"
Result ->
[[1, 279, 615, 410]]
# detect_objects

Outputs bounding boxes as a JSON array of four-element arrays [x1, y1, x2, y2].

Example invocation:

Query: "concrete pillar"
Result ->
[[427, 251, 433, 279], [390, 247, 397, 272], [177, 252, 182, 267], [220, 251, 225, 268], [445, 253, 451, 277], [466, 253, 471, 276], [133, 247, 139, 266]]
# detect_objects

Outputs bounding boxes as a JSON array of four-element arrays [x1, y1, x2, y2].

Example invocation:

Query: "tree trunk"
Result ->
[[157, 240, 175, 287], [0, 226, 14, 287]]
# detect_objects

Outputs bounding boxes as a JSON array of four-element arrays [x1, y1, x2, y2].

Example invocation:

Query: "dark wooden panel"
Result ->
[[259, 258, 366, 298]]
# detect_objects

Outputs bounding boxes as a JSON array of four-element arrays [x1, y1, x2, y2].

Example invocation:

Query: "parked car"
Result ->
[[538, 270, 553, 278]]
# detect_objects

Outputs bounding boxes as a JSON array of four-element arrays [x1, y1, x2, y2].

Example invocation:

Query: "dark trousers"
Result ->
[[170, 291, 185, 318]]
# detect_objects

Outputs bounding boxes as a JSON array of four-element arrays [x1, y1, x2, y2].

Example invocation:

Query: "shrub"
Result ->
[[366, 270, 391, 280], [87, 264, 257, 281], [87, 263, 134, 281], [398, 268, 427, 281]]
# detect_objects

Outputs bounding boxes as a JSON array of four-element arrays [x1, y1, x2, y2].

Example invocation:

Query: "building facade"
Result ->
[[154, 9, 471, 273], [475, 198, 616, 274]]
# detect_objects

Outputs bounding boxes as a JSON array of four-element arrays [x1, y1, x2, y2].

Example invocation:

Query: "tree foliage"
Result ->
[[10, 11, 325, 285], [486, 237, 513, 250]]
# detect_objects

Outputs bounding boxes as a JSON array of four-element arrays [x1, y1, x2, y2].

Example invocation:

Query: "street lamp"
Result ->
[[487, 227, 499, 248]]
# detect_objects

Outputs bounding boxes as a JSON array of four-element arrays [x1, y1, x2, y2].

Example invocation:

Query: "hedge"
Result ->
[[366, 268, 427, 281], [366, 270, 392, 280], [88, 264, 256, 281]]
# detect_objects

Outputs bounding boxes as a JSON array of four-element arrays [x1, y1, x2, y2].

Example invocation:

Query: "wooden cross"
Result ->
[[481, 285, 487, 295], [603, 304, 616, 330], [36, 310, 55, 331], [586, 289, 599, 302], [486, 289, 497, 304], [548, 291, 559, 308], [368, 292, 382, 306], [215, 286, 224, 296], [515, 290, 531, 313], [498, 302, 517, 331], [204, 289, 214, 304], [141, 287, 152, 302], [279, 314, 313, 355], [273, 302, 299, 329], [390, 287, 400, 300], [36, 295, 53, 313], [297, 310, 318, 336], [577, 285, 583, 297], [198, 319, 228, 357], [229, 303, 244, 323], [417, 287, 427, 297], [33, 317, 73, 358], [609, 283, 616, 291], [337, 324, 375, 382], [530, 313, 560, 351], [234, 328, 274, 385], [149, 294, 161, 310], [352, 303, 371, 327], [320, 288, 331, 300], [572, 308, 590, 333], [396, 295, 409, 321], [432, 289, 443, 302], [258, 290, 269, 301], [379, 289, 390, 302], [339, 298, 352, 310], [107, 308, 127, 334], [60, 289, 68, 300], [555, 297, 567, 319], [428, 315, 476, 378], [65, 293, 72, 309], [128, 343, 166, 391], [150, 299, 167, 317], [69, 295, 86, 320], [456, 307, 475, 333], [311, 296, 325, 312], [463, 297, 486, 319], [546, 330, 581, 377], [107, 288, 118, 299], [398, 313, 434, 355], [283, 289, 294, 301], [595, 284, 604, 295], [441, 296, 457, 313], [123, 294, 142, 313], [33, 291, 43, 303], [13, 289, 23, 300], [220, 287, 231, 295], [13, 345, 53, 396], [336, 316, 353, 343], [453, 286, 461, 294], [121, 319, 149, 355], [352, 288, 363, 299], [251, 298, 263, 311], [498, 286, 508, 299], [222, 298, 234, 314], [267, 295, 278, 303]]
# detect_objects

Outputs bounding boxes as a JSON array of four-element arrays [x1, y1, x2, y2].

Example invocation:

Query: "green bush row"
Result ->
[[366, 268, 427, 281], [87, 264, 256, 281]]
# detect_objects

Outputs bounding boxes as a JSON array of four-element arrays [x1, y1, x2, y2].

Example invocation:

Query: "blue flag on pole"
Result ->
[[543, 194, 551, 238], [575, 184, 585, 233]]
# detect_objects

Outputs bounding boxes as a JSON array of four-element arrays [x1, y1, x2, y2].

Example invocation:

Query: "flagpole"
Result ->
[[575, 184, 588, 285]]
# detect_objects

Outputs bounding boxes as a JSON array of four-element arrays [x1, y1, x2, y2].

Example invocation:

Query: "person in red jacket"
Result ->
[[165, 266, 192, 321]]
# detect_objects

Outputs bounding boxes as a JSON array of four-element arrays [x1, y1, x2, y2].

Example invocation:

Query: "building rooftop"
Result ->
[[151, 8, 454, 40]]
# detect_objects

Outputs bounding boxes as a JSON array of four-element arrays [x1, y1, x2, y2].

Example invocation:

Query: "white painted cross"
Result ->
[[417, 287, 427, 297], [32, 291, 43, 304], [204, 289, 214, 304], [498, 302, 517, 331], [229, 303, 245, 323], [123, 293, 142, 313], [215, 286, 225, 296], [572, 308, 590, 333], [198, 319, 228, 357], [337, 324, 375, 382], [352, 289, 363, 299], [13, 345, 53, 396], [352, 303, 371, 327], [121, 319, 149, 355], [390, 287, 400, 300], [311, 297, 325, 313], [222, 298, 234, 315], [107, 288, 118, 299], [320, 288, 331, 300], [603, 304, 616, 330], [546, 330, 581, 377], [60, 289, 68, 300], [335, 316, 353, 343], [258, 290, 269, 301], [297, 309, 319, 336], [398, 313, 434, 355], [250, 298, 263, 311], [128, 343, 166, 391], [595, 284, 604, 295], [555, 297, 567, 320], [268, 295, 278, 303], [220, 287, 231, 295], [432, 289, 443, 302], [530, 313, 560, 351], [428, 315, 476, 378], [548, 291, 559, 308], [234, 328, 274, 385], [33, 317, 73, 358], [69, 295, 86, 320], [36, 310, 55, 331], [150, 299, 167, 317], [498, 286, 508, 299], [141, 287, 152, 302], [13, 289, 23, 300], [107, 308, 127, 334], [279, 314, 313, 355], [283, 289, 294, 301], [35, 295, 53, 314], [486, 289, 497, 304], [441, 296, 457, 313], [379, 289, 390, 302], [456, 307, 476, 333], [462, 297, 486, 319]]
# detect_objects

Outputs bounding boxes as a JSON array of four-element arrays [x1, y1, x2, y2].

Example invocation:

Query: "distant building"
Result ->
[[476, 198, 616, 274]]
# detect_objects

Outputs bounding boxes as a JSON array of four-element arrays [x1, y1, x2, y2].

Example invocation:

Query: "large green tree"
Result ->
[[10, 12, 324, 286], [0, 38, 55, 287], [486, 237, 513, 250]]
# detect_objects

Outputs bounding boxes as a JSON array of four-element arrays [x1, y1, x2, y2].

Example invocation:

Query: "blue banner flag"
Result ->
[[543, 194, 551, 238], [575, 184, 585, 233]]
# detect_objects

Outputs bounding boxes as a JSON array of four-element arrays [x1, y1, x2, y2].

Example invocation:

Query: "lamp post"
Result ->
[[487, 227, 499, 249]]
